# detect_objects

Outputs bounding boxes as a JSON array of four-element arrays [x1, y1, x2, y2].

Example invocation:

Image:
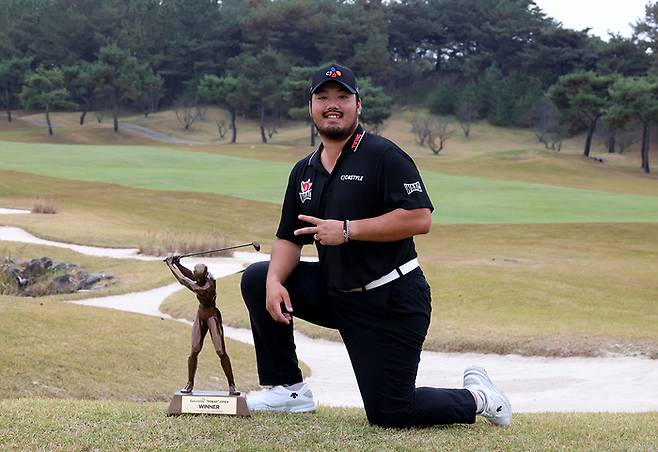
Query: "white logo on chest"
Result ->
[[340, 174, 364, 181], [404, 181, 422, 195]]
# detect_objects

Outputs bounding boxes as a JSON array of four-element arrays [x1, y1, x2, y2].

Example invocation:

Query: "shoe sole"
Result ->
[[464, 366, 512, 426], [247, 402, 316, 413], [289, 404, 316, 413]]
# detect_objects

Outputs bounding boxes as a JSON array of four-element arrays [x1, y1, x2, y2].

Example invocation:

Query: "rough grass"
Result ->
[[0, 294, 260, 402], [162, 222, 658, 359], [1, 399, 656, 451]]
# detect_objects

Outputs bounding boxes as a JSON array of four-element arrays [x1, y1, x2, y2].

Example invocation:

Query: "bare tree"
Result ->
[[410, 116, 430, 146], [175, 98, 204, 130], [216, 120, 228, 139], [455, 98, 478, 138], [533, 98, 563, 151], [141, 84, 164, 118], [426, 118, 456, 154], [410, 116, 455, 154]]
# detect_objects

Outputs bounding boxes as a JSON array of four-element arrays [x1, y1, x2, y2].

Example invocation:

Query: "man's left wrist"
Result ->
[[343, 219, 350, 243]]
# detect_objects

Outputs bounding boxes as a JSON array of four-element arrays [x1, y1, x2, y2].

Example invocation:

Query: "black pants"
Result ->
[[241, 261, 476, 427]]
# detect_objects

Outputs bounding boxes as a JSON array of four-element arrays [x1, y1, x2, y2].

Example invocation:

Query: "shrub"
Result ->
[[31, 196, 57, 214]]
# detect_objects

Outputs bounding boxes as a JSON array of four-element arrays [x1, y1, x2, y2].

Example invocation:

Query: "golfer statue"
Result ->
[[165, 255, 238, 395]]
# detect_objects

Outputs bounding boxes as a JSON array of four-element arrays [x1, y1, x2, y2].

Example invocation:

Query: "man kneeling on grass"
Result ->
[[240, 64, 511, 427]]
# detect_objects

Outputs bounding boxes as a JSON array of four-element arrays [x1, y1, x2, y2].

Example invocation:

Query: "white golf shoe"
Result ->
[[463, 366, 512, 426], [247, 382, 316, 413]]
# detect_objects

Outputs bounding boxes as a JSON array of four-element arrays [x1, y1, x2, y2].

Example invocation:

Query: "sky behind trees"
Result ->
[[534, 0, 646, 39]]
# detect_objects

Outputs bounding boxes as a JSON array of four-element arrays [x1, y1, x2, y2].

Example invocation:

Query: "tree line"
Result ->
[[1, 0, 657, 170]]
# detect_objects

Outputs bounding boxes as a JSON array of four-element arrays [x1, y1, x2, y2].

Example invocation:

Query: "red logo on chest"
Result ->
[[299, 179, 313, 204]]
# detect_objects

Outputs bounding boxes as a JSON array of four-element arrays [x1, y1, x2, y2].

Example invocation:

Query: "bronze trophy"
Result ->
[[164, 242, 260, 417]]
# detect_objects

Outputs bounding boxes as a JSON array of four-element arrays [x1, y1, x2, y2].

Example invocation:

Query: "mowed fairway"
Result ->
[[3, 140, 658, 224]]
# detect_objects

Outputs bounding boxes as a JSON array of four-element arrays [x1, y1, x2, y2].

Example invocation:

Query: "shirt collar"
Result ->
[[307, 124, 366, 168]]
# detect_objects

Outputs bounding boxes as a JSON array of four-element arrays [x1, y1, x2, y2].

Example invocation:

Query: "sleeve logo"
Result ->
[[404, 181, 422, 195], [299, 179, 313, 203]]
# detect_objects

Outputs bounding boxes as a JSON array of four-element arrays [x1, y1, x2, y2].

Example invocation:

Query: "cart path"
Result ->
[[1, 224, 657, 412]]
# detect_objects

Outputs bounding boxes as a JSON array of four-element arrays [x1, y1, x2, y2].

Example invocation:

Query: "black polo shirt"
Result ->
[[276, 124, 434, 291]]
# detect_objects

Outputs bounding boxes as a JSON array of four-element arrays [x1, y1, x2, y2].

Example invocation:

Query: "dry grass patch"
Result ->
[[138, 231, 234, 257]]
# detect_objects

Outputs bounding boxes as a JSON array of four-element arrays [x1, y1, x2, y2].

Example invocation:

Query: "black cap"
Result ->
[[309, 63, 359, 95]]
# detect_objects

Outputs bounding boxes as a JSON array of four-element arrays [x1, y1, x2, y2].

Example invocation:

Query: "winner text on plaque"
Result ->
[[168, 390, 250, 417]]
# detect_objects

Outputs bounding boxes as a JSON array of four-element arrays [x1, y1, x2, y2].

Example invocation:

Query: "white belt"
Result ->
[[343, 258, 419, 293]]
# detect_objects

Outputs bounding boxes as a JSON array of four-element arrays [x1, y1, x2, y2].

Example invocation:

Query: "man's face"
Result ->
[[309, 82, 362, 141]]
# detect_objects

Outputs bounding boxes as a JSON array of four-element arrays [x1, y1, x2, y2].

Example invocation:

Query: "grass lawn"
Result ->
[[0, 293, 261, 401], [2, 110, 656, 450], [2, 141, 658, 224], [1, 399, 656, 451]]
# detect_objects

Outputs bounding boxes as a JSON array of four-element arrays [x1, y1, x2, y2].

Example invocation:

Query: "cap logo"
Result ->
[[325, 66, 342, 78]]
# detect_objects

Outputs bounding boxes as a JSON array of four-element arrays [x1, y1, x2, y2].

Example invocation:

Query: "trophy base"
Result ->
[[168, 389, 250, 417]]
